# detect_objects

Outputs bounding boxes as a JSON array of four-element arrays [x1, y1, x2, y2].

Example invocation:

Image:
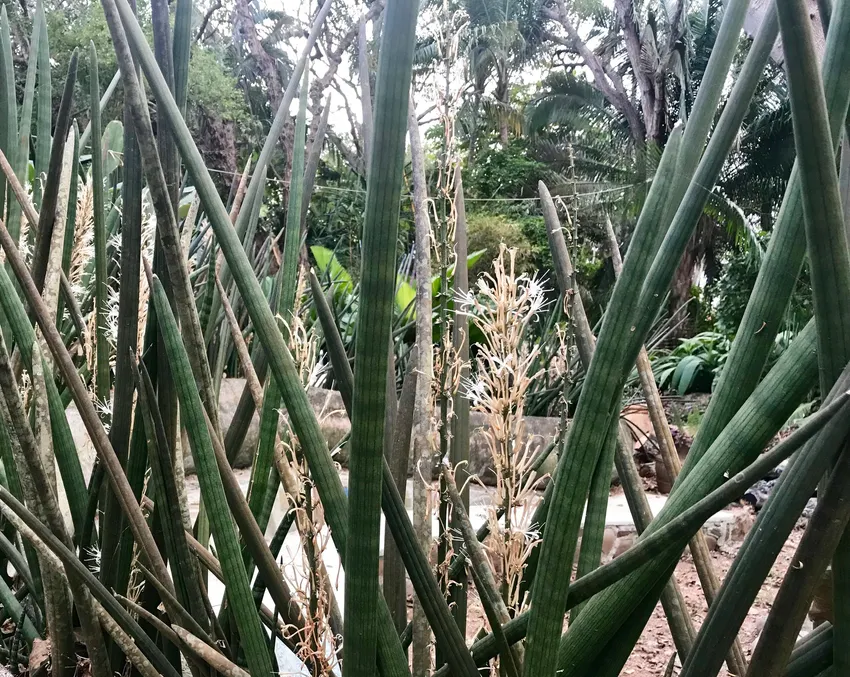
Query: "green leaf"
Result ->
[[110, 0, 411, 672], [130, 356, 208, 629], [556, 6, 784, 671], [90, 43, 110, 405], [344, 0, 420, 669], [431, 249, 486, 296], [220, 0, 332, 301], [104, 0, 144, 611], [80, 70, 121, 151], [0, 6, 18, 222], [311, 272, 485, 677], [31, 50, 77, 294], [0, 266, 87, 536], [675, 2, 850, 674], [178, 188, 195, 219], [672, 355, 703, 395], [0, 486, 181, 677], [429, 384, 850, 674], [0, 575, 38, 643], [240, 67, 310, 618], [558, 319, 818, 675], [101, 119, 123, 177], [311, 244, 354, 293], [677, 358, 850, 677], [523, 124, 684, 677], [8, 1, 40, 245], [172, 0, 192, 114], [395, 278, 416, 319], [32, 0, 50, 211]]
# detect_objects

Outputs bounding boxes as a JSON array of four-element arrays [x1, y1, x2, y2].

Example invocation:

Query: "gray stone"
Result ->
[[215, 379, 562, 485], [611, 534, 635, 559], [601, 527, 617, 557], [66, 379, 564, 485], [216, 377, 260, 469], [465, 412, 560, 485], [190, 382, 350, 472], [599, 493, 755, 558]]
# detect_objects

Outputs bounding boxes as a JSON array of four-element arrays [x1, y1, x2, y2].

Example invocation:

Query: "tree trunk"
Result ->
[[198, 113, 237, 197], [669, 214, 714, 336], [408, 102, 434, 677], [231, 0, 282, 109], [496, 65, 510, 145], [499, 116, 509, 145], [467, 91, 481, 164]]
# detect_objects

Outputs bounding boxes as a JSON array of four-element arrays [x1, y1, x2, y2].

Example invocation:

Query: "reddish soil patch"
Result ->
[[460, 519, 805, 676], [623, 524, 803, 676]]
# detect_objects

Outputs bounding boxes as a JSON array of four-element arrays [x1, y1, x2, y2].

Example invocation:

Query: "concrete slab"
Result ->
[[185, 468, 744, 597], [603, 491, 740, 533], [184, 468, 749, 674]]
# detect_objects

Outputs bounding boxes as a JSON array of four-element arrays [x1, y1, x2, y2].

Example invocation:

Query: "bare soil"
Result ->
[[623, 526, 804, 676], [461, 515, 805, 676]]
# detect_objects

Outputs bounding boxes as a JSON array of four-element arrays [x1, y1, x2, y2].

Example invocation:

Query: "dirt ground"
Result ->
[[621, 525, 804, 676], [460, 514, 806, 676]]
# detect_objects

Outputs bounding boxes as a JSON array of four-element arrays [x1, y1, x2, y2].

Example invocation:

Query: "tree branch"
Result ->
[[308, 2, 385, 145], [545, 1, 646, 142], [195, 0, 222, 44], [613, 0, 658, 141]]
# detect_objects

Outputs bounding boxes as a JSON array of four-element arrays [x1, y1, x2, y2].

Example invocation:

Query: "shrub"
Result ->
[[652, 331, 731, 394], [466, 211, 535, 278]]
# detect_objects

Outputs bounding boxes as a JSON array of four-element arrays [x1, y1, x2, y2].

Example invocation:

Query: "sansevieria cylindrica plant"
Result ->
[[0, 1, 844, 677]]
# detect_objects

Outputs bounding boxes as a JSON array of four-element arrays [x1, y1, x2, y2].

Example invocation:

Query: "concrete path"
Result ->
[[184, 467, 746, 675]]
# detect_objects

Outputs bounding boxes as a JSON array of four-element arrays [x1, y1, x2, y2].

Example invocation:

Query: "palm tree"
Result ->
[[443, 0, 545, 155], [720, 63, 793, 230], [527, 0, 779, 324], [526, 70, 643, 211]]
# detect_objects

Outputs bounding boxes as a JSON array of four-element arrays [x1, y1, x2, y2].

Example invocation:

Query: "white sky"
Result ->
[[254, 0, 485, 147]]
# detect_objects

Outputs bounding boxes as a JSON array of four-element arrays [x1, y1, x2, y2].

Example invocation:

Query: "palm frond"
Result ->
[[704, 189, 764, 263]]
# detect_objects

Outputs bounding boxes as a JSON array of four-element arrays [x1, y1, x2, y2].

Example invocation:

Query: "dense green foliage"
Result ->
[[0, 2, 844, 677]]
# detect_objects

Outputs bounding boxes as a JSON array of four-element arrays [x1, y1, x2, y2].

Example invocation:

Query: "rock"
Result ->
[[601, 527, 617, 558], [190, 382, 349, 472], [743, 479, 775, 510], [810, 567, 833, 626], [305, 388, 350, 461], [700, 507, 755, 549], [216, 377, 260, 468], [464, 413, 560, 486], [765, 458, 790, 481], [66, 380, 566, 488], [743, 459, 794, 511], [801, 497, 818, 522], [611, 533, 635, 559], [638, 463, 654, 478], [217, 380, 563, 486]]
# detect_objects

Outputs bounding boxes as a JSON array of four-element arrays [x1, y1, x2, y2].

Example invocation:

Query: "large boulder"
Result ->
[[65, 379, 563, 486], [465, 412, 559, 484], [213, 382, 350, 471], [215, 379, 560, 484]]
